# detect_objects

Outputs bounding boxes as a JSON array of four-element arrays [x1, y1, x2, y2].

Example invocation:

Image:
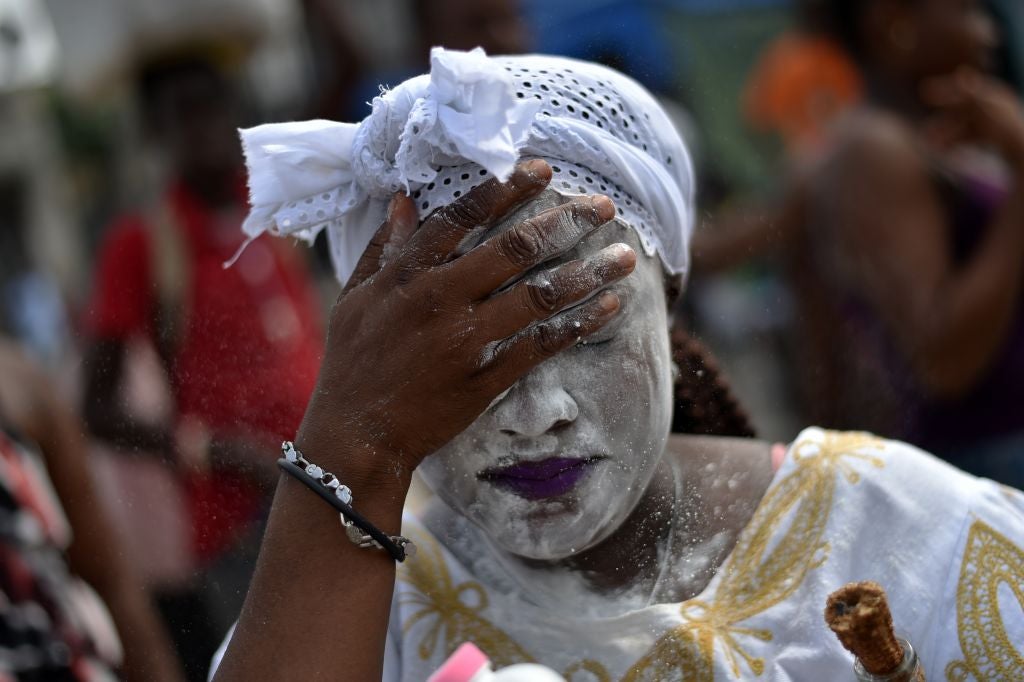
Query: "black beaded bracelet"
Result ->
[[277, 443, 414, 562]]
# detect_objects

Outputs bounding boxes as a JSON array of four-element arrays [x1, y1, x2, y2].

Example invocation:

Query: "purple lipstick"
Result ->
[[480, 457, 600, 500]]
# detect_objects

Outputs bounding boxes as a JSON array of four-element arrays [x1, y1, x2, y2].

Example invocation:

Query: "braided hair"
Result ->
[[670, 327, 756, 439]]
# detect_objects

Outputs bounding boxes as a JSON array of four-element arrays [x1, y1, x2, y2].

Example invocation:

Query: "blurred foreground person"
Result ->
[[82, 51, 323, 679], [0, 338, 184, 682], [795, 0, 1024, 486]]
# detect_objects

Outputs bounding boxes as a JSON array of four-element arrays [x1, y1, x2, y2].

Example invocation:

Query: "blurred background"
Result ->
[[1, 0, 1022, 679]]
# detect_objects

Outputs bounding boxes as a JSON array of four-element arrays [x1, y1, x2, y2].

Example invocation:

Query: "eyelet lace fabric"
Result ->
[[241, 47, 694, 285]]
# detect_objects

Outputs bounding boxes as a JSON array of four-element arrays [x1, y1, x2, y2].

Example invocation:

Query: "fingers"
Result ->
[[343, 192, 418, 294], [921, 72, 971, 109], [922, 69, 982, 151], [401, 159, 552, 268], [478, 243, 635, 340], [451, 195, 617, 300], [381, 193, 420, 262], [481, 291, 621, 388]]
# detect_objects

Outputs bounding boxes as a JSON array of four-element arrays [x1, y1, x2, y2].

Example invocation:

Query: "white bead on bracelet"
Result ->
[[279, 441, 415, 560], [283, 441, 353, 504]]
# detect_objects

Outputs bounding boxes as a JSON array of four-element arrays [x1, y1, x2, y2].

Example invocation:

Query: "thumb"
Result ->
[[342, 192, 418, 294], [381, 193, 419, 265]]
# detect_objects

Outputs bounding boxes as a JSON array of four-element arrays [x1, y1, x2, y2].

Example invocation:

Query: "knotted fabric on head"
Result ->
[[240, 47, 695, 285]]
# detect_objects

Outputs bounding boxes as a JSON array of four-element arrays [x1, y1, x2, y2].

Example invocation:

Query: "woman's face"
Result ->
[[418, 192, 674, 561]]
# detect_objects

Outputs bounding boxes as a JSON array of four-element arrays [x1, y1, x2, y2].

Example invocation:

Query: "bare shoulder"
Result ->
[[827, 107, 920, 165], [814, 107, 941, 242], [665, 434, 775, 499]]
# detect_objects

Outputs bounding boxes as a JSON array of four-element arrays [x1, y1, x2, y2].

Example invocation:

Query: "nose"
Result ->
[[492, 362, 579, 438]]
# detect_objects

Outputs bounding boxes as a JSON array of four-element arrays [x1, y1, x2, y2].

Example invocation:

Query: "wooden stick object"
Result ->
[[825, 581, 925, 681]]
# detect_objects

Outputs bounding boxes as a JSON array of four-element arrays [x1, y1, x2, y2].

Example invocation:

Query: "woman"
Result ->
[[213, 49, 1023, 680], [792, 0, 1024, 486]]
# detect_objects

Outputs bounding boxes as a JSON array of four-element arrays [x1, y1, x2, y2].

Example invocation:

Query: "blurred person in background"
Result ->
[[690, 0, 864, 277], [792, 0, 1024, 486], [81, 49, 323, 680], [0, 337, 184, 682], [304, 0, 529, 121], [681, 1, 865, 441]]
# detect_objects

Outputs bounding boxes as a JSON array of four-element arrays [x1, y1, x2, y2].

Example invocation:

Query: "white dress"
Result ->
[[384, 428, 1024, 681]]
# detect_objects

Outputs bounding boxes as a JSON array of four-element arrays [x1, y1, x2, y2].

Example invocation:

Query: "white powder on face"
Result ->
[[421, 219, 674, 564]]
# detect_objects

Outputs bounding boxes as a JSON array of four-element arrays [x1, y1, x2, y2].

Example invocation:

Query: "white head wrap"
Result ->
[[240, 47, 695, 285]]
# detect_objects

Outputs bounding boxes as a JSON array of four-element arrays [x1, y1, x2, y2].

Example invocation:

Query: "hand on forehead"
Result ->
[[461, 188, 644, 289]]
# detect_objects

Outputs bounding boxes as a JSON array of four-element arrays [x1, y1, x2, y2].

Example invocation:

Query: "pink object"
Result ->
[[428, 643, 490, 682], [771, 443, 787, 472]]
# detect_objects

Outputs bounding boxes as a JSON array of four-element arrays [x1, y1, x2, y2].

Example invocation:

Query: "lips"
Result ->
[[479, 457, 600, 500]]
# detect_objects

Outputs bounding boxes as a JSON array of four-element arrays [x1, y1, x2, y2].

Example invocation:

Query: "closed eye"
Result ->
[[575, 335, 614, 348]]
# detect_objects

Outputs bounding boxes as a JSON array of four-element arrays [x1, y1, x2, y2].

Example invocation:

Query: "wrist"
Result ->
[[280, 438, 411, 542], [293, 430, 414, 499], [295, 395, 419, 493]]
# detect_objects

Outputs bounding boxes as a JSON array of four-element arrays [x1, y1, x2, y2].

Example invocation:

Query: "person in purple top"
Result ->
[[790, 0, 1024, 487]]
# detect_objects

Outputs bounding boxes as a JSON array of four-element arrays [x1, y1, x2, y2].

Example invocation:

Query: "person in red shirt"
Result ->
[[82, 51, 323, 681]]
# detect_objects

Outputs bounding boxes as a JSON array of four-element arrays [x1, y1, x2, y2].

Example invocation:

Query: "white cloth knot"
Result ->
[[239, 48, 695, 286], [239, 47, 540, 283]]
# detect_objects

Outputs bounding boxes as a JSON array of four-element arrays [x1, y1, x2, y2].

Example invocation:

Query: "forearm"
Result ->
[[213, 443, 411, 682], [690, 195, 801, 275], [914, 175, 1024, 395], [102, 585, 186, 682]]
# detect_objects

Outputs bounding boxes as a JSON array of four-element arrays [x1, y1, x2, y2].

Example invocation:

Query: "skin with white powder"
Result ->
[[418, 190, 776, 611], [216, 162, 778, 681], [420, 191, 673, 558]]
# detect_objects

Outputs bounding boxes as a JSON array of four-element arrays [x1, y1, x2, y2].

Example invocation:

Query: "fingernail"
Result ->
[[591, 195, 615, 222], [609, 243, 636, 268], [597, 290, 620, 313], [386, 192, 402, 222], [609, 242, 634, 257], [517, 158, 552, 183]]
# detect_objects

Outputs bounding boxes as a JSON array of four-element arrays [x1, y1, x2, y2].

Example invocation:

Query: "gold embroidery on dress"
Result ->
[[400, 431, 886, 680], [563, 659, 614, 682], [624, 431, 884, 680], [944, 519, 1024, 682], [398, 528, 533, 667]]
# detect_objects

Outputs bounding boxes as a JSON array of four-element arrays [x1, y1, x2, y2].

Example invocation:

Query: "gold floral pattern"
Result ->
[[623, 431, 884, 679], [399, 431, 886, 680], [398, 529, 533, 667], [945, 519, 1024, 682], [563, 659, 614, 682]]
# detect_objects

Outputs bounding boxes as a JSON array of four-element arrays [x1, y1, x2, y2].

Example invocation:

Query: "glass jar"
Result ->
[[852, 637, 925, 682]]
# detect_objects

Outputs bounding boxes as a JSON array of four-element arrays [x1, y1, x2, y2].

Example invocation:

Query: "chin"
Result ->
[[487, 514, 617, 562]]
